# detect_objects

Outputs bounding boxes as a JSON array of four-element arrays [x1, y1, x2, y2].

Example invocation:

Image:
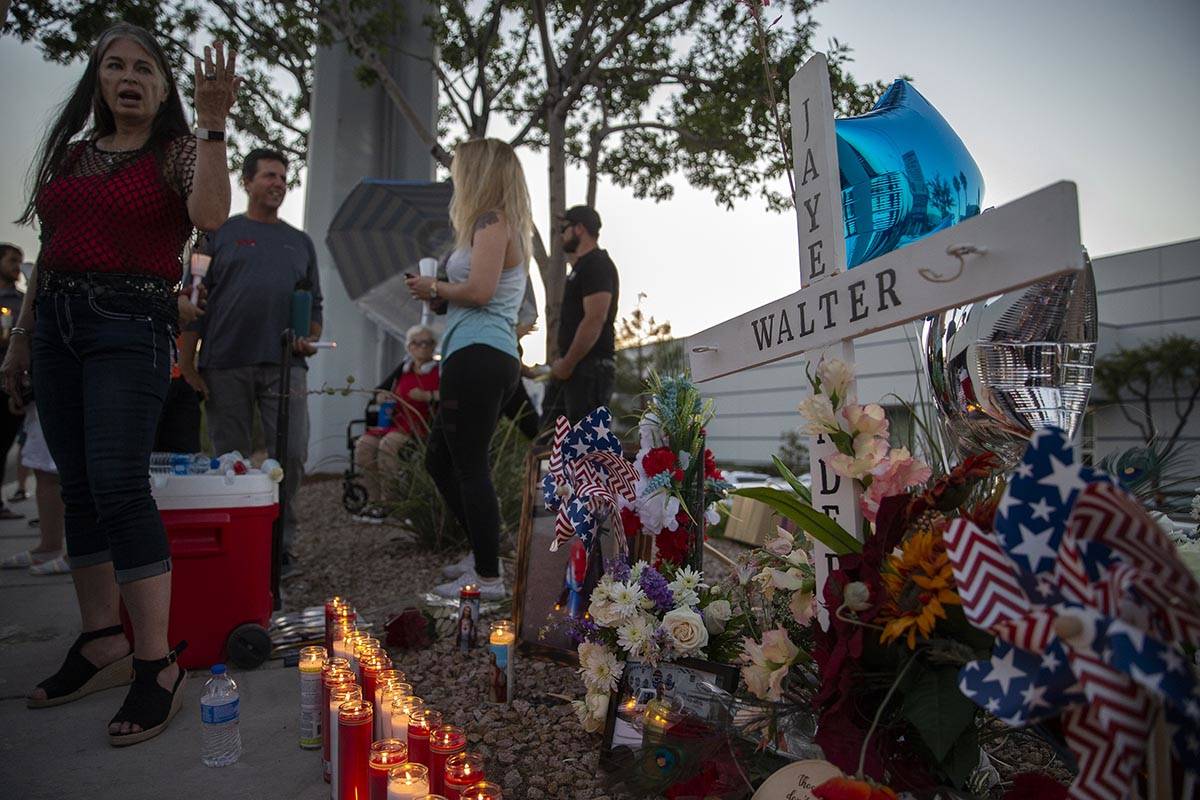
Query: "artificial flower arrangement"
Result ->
[[570, 558, 746, 733], [620, 374, 732, 568]]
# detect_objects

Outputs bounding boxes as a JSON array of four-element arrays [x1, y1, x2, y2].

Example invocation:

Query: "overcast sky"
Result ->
[[2, 0, 1197, 364]]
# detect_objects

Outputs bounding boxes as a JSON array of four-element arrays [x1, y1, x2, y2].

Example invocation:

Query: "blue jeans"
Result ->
[[33, 290, 172, 583]]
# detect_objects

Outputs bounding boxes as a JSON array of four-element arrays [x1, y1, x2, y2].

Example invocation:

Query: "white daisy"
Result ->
[[616, 614, 655, 658], [580, 646, 623, 693], [608, 581, 646, 621]]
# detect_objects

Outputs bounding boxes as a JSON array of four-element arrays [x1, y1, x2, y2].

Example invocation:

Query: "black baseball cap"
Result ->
[[559, 205, 602, 237]]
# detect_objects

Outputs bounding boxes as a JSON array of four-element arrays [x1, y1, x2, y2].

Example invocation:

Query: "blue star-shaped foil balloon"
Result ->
[[835, 80, 985, 267]]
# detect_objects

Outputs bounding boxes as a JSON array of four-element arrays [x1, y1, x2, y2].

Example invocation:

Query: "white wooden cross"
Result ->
[[688, 54, 1086, 625]]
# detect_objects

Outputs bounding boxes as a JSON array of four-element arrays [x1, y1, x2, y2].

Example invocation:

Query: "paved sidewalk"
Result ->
[[0, 484, 330, 800]]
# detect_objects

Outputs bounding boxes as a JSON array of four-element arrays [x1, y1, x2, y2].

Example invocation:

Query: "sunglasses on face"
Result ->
[[410, 339, 435, 347]]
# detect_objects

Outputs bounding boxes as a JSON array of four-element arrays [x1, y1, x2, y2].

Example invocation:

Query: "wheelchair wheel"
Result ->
[[343, 481, 369, 514]]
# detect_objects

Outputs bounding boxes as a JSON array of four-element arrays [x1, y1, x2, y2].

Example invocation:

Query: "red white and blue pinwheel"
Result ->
[[543, 407, 638, 553], [945, 428, 1200, 800]]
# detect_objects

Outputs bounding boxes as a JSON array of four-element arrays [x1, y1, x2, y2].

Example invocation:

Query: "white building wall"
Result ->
[[689, 238, 1200, 476]]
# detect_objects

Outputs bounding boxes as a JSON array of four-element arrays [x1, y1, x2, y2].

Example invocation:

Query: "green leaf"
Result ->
[[900, 667, 977, 762], [940, 725, 982, 789], [732, 487, 862, 555], [771, 455, 813, 504]]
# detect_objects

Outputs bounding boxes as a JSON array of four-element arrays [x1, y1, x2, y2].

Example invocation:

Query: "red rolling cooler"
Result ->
[[122, 472, 279, 670]]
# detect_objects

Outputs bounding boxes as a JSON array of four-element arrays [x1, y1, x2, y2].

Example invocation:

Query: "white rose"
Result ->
[[573, 691, 609, 733], [661, 607, 709, 655], [843, 581, 871, 612], [704, 599, 732, 634], [589, 599, 625, 628]]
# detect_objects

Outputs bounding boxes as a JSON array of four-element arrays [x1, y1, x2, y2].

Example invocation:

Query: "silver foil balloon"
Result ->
[[923, 253, 1098, 467]]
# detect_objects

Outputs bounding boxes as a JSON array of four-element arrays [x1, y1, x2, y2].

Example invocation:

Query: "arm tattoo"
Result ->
[[473, 211, 501, 233]]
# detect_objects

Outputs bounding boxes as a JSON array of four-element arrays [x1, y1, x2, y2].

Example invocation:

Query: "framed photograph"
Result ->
[[601, 657, 740, 759], [512, 445, 653, 664], [512, 447, 603, 663]]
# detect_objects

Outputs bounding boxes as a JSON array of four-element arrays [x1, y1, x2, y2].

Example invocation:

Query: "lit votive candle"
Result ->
[[460, 781, 503, 800], [329, 684, 363, 792], [407, 708, 443, 769], [443, 752, 485, 800], [377, 679, 413, 739], [322, 668, 355, 783], [487, 621, 515, 705], [387, 763, 430, 800], [298, 645, 327, 750], [368, 738, 407, 800], [390, 696, 424, 748], [354, 638, 382, 682], [337, 699, 373, 800], [332, 621, 359, 662], [325, 596, 354, 654], [428, 725, 466, 796], [415, 796, 450, 800], [343, 631, 369, 674], [360, 654, 390, 736]]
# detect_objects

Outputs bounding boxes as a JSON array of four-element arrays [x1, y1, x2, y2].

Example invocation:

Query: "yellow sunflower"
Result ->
[[877, 530, 960, 649]]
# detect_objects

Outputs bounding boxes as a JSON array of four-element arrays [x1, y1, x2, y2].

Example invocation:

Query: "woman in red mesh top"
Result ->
[[0, 22, 240, 747]]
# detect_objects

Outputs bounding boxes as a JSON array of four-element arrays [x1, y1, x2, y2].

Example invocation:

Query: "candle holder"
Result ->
[[360, 653, 390, 738], [407, 708, 443, 769], [337, 699, 373, 800], [325, 596, 354, 653], [343, 631, 369, 673], [443, 751, 485, 800], [387, 763, 430, 800], [428, 725, 467, 796], [390, 696, 425, 747], [487, 621, 515, 705], [354, 638, 383, 682], [298, 645, 327, 750], [456, 584, 481, 651], [338, 626, 365, 664], [329, 683, 362, 789], [378, 680, 413, 739], [369, 738, 408, 800], [460, 781, 503, 800], [323, 668, 356, 783]]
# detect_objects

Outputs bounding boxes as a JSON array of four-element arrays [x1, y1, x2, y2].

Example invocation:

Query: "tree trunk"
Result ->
[[542, 112, 569, 360]]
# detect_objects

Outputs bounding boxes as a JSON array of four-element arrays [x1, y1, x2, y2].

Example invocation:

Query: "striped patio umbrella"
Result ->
[[326, 178, 454, 301]]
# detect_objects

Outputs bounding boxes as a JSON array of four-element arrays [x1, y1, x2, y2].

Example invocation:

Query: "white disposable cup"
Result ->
[[418, 257, 438, 278]]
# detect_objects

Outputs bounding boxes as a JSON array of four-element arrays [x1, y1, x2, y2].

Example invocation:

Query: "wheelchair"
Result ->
[[341, 394, 379, 514]]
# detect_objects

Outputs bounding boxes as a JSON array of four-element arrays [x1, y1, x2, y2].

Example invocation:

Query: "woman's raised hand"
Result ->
[[193, 41, 241, 127]]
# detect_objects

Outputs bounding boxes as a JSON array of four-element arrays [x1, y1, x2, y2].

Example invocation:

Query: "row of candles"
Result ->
[[298, 596, 510, 800]]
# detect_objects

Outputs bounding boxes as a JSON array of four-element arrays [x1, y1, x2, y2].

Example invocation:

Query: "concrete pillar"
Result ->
[[302, 3, 437, 473]]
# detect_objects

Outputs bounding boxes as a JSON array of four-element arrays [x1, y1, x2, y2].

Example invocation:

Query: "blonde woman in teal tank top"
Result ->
[[406, 138, 533, 600]]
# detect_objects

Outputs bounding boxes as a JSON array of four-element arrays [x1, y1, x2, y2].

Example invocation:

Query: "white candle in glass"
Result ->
[[378, 681, 412, 739], [389, 695, 423, 747], [386, 763, 429, 800]]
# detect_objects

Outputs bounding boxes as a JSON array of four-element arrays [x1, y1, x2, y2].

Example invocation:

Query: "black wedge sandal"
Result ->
[[28, 624, 133, 709], [108, 641, 189, 747]]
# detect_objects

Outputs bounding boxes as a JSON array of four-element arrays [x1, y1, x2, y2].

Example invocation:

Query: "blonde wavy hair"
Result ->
[[448, 138, 533, 259]]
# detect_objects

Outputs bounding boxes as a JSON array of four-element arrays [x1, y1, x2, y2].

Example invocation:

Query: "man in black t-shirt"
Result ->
[[550, 206, 620, 423]]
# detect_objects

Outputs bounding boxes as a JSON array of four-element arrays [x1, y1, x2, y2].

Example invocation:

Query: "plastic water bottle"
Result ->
[[200, 664, 242, 767], [149, 452, 213, 476]]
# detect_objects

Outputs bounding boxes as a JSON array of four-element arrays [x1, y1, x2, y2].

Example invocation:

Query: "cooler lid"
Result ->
[[151, 473, 279, 510]]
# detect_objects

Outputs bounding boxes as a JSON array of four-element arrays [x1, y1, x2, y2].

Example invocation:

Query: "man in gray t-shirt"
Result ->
[[178, 149, 323, 575]]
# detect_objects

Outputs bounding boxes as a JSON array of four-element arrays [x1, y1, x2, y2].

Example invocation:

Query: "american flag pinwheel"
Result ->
[[542, 407, 638, 553], [944, 428, 1200, 800]]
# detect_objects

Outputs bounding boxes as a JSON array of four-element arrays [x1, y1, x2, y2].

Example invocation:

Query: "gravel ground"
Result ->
[[283, 477, 1071, 799]]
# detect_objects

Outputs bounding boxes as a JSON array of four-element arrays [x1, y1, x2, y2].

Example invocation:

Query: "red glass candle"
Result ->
[[368, 738, 408, 800], [354, 638, 382, 682], [460, 781, 502, 800], [407, 709, 442, 769], [428, 725, 466, 796], [360, 654, 389, 736], [323, 667, 355, 783], [337, 699, 373, 800], [443, 752, 485, 800], [325, 596, 353, 651], [327, 604, 356, 656]]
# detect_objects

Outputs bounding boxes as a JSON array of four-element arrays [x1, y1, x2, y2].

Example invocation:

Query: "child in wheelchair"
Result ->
[[347, 324, 440, 523]]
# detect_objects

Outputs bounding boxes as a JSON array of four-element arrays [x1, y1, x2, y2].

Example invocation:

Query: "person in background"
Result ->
[[178, 147, 322, 579], [0, 398, 69, 575], [0, 243, 27, 521], [352, 323, 440, 523], [549, 205, 619, 423], [406, 138, 531, 601], [0, 22, 239, 745]]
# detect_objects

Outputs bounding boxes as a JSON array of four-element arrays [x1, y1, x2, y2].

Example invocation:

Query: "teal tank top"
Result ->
[[439, 246, 526, 362]]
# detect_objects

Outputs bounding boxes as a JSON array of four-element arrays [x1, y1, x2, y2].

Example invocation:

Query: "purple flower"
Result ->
[[640, 567, 675, 612], [605, 557, 631, 583], [567, 616, 602, 644]]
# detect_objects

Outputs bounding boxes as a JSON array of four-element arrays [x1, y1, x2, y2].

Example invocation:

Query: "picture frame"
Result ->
[[601, 657, 740, 760], [511, 444, 653, 664]]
